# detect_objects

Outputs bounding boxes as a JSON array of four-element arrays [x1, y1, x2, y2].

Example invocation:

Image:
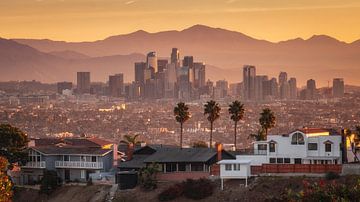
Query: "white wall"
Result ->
[[220, 164, 250, 179], [236, 155, 267, 166]]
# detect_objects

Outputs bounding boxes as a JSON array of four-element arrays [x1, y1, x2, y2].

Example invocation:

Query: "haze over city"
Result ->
[[1, 1, 360, 202]]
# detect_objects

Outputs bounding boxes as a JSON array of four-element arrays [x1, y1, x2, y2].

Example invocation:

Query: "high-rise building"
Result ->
[[178, 66, 191, 100], [164, 63, 177, 98], [306, 79, 317, 100], [243, 65, 256, 101], [270, 78, 279, 99], [146, 52, 158, 73], [215, 80, 228, 99], [255, 75, 268, 101], [279, 72, 290, 100], [157, 59, 168, 73], [135, 62, 146, 84], [194, 62, 206, 88], [333, 78, 344, 98], [108, 74, 124, 97], [288, 77, 297, 100], [77, 72, 90, 94], [171, 48, 180, 66], [183, 56, 194, 86], [57, 82, 73, 94]]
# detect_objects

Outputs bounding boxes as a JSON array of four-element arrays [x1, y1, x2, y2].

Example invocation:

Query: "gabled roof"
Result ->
[[31, 146, 112, 156], [298, 128, 330, 134]]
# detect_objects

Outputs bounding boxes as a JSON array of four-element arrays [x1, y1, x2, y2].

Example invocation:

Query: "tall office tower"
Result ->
[[194, 62, 206, 88], [135, 62, 146, 84], [108, 74, 124, 97], [164, 63, 177, 98], [183, 56, 194, 86], [205, 80, 214, 97], [178, 66, 191, 100], [215, 80, 228, 99], [77, 72, 90, 94], [278, 72, 290, 100], [243, 65, 256, 101], [255, 75, 268, 101], [171, 48, 180, 66], [155, 71, 165, 98], [144, 79, 156, 99], [288, 77, 297, 100], [146, 52, 158, 73], [57, 82, 73, 94], [229, 83, 241, 97], [269, 78, 279, 99], [333, 78, 344, 98], [157, 59, 168, 73], [278, 72, 288, 85], [306, 79, 317, 100]]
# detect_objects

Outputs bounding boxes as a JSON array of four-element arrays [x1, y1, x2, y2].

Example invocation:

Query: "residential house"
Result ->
[[21, 138, 116, 185]]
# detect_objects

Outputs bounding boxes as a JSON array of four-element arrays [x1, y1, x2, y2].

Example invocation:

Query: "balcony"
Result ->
[[22, 161, 46, 168], [55, 161, 103, 169], [236, 149, 267, 155]]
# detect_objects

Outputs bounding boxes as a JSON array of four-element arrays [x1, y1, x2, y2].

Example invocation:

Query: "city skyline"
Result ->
[[1, 0, 360, 43]]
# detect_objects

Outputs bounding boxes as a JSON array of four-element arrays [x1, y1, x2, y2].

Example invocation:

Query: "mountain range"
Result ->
[[1, 24, 359, 86]]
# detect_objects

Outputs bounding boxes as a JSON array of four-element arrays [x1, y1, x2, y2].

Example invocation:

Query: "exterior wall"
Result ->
[[236, 155, 267, 166], [101, 151, 114, 172], [156, 172, 210, 181], [20, 168, 45, 185], [44, 155, 58, 170], [219, 164, 250, 179]]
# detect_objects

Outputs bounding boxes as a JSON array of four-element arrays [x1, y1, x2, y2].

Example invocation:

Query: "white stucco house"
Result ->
[[239, 128, 342, 166], [218, 128, 343, 189]]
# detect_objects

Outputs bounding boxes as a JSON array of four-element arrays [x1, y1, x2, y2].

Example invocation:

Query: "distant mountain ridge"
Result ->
[[2, 24, 360, 85]]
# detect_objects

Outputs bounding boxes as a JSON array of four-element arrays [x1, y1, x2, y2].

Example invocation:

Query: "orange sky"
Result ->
[[1, 0, 360, 42]]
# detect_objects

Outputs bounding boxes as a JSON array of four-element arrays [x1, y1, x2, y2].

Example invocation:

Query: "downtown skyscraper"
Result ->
[[243, 65, 256, 101]]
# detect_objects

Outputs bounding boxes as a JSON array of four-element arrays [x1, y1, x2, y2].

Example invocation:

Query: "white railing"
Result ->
[[55, 161, 103, 169], [23, 161, 46, 168]]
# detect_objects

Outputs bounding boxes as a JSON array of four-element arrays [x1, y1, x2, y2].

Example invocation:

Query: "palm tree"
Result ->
[[259, 108, 276, 137], [204, 100, 221, 148], [174, 102, 191, 148], [120, 134, 141, 146], [248, 128, 266, 141], [228, 101, 245, 149]]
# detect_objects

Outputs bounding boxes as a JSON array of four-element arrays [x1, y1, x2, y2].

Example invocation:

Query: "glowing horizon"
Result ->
[[1, 0, 360, 42]]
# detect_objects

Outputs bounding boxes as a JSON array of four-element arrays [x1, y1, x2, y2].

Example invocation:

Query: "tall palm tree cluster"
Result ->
[[121, 100, 277, 150]]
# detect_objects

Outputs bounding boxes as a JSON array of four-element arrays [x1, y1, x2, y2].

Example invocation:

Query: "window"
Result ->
[[234, 164, 241, 171], [284, 158, 290, 164], [166, 163, 177, 172], [258, 144, 267, 150], [225, 164, 232, 171], [269, 143, 275, 152], [291, 133, 305, 145], [277, 158, 284, 164], [191, 163, 204, 171], [269, 158, 276, 164], [80, 170, 85, 179], [91, 156, 97, 162], [64, 155, 69, 161], [294, 158, 302, 164], [308, 143, 318, 150], [178, 163, 186, 171], [325, 144, 332, 152]]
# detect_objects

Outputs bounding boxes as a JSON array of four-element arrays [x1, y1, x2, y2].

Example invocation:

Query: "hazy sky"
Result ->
[[1, 0, 360, 42]]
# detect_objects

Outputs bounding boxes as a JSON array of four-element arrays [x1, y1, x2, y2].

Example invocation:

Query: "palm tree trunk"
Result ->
[[210, 121, 213, 148], [180, 123, 183, 149], [234, 121, 237, 150], [265, 128, 268, 137]]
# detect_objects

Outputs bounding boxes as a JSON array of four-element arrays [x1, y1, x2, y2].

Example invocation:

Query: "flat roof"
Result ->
[[217, 159, 251, 164]]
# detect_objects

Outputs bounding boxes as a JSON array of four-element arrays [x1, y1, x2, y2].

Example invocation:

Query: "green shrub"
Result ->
[[158, 183, 184, 201], [183, 178, 214, 200], [325, 172, 340, 180], [40, 170, 61, 195]]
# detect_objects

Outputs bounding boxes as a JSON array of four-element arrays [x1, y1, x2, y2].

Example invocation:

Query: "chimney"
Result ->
[[113, 144, 118, 167], [28, 139, 35, 147], [215, 143, 222, 161], [127, 143, 134, 161]]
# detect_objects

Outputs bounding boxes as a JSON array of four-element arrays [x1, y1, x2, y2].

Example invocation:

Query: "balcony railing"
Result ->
[[55, 161, 103, 169], [236, 149, 268, 155], [22, 161, 46, 168]]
